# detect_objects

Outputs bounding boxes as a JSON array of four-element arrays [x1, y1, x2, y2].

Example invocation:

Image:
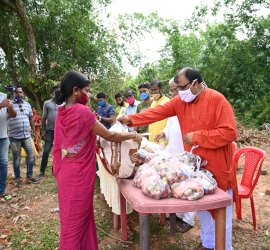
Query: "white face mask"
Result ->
[[178, 79, 204, 102]]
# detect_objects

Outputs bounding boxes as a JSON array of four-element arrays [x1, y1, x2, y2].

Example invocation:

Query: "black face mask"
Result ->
[[119, 101, 124, 106]]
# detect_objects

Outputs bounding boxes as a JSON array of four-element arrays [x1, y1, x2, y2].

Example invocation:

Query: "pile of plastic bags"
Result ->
[[132, 147, 217, 201]]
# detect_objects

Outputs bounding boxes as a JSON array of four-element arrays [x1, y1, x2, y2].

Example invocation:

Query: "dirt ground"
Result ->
[[0, 140, 270, 249]]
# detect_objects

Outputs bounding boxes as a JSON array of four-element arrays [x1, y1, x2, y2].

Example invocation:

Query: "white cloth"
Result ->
[[163, 116, 196, 225], [162, 116, 184, 155], [96, 153, 133, 215], [197, 188, 233, 250], [176, 212, 196, 226]]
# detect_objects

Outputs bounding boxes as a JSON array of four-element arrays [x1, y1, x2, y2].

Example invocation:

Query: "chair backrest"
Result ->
[[234, 146, 266, 193]]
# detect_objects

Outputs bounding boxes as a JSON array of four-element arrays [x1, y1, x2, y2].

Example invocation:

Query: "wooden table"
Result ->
[[117, 179, 232, 250]]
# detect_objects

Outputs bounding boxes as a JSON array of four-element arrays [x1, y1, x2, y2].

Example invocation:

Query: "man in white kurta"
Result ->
[[154, 78, 196, 233]]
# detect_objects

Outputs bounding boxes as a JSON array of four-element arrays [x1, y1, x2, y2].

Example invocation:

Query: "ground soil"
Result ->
[[0, 129, 270, 249]]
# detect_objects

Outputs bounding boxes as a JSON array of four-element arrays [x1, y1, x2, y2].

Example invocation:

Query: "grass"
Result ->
[[9, 221, 59, 250], [6, 177, 113, 250]]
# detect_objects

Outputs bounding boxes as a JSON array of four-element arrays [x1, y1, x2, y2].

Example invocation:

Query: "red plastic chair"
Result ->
[[233, 146, 266, 230]]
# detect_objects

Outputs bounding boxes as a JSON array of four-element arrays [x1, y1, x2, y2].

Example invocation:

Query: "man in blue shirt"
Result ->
[[124, 89, 141, 132], [95, 92, 115, 129], [8, 86, 39, 187]]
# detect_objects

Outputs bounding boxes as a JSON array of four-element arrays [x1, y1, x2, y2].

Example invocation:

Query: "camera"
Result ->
[[3, 84, 17, 99]]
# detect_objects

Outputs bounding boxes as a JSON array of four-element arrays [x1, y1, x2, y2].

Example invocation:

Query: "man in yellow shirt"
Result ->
[[114, 93, 128, 117], [149, 80, 170, 142]]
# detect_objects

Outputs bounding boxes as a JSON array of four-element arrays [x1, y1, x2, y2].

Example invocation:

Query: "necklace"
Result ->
[[65, 103, 75, 108]]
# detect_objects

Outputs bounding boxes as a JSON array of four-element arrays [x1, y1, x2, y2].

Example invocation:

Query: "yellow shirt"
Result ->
[[149, 95, 170, 142], [115, 102, 129, 117]]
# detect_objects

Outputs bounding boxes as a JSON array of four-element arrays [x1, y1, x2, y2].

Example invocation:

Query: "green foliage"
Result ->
[[124, 0, 270, 127], [0, 0, 134, 107]]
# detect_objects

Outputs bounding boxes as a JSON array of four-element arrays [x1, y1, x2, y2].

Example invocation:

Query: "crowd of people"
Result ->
[[0, 67, 237, 250]]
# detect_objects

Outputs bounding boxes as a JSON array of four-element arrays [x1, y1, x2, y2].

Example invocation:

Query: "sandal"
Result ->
[[176, 220, 193, 233], [0, 191, 17, 198], [0, 191, 11, 198]]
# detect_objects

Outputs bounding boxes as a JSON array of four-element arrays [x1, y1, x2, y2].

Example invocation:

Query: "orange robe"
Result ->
[[127, 88, 239, 213]]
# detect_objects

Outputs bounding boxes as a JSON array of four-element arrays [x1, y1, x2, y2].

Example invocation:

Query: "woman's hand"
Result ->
[[117, 115, 131, 125], [154, 132, 165, 142]]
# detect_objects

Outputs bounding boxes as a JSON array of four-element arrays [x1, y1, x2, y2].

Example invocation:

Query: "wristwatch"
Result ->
[[99, 116, 102, 121]]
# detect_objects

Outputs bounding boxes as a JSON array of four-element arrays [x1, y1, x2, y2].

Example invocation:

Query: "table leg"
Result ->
[[160, 213, 166, 225], [120, 192, 128, 241], [215, 207, 226, 250], [114, 213, 120, 230], [140, 213, 150, 250], [169, 213, 176, 236]]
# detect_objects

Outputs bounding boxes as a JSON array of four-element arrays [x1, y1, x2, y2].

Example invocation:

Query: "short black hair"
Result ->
[[115, 93, 122, 99], [124, 88, 134, 96], [150, 80, 162, 88], [97, 92, 106, 99], [174, 67, 203, 84], [14, 85, 23, 92], [51, 85, 60, 93], [138, 83, 149, 89]]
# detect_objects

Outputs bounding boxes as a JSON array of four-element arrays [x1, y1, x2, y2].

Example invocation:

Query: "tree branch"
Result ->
[[0, 0, 16, 11]]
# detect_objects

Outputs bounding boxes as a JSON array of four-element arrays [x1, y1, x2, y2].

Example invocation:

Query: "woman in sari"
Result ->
[[32, 108, 42, 153], [53, 71, 142, 250]]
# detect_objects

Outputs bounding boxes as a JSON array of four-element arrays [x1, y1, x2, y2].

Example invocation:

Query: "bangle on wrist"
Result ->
[[99, 116, 102, 121]]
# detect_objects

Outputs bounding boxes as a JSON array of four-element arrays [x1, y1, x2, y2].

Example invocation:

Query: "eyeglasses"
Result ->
[[176, 82, 192, 91], [19, 104, 24, 112], [170, 88, 179, 93], [176, 78, 198, 91]]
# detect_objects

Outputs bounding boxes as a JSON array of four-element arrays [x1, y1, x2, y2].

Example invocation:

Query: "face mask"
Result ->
[[140, 93, 149, 101], [152, 93, 161, 101], [178, 79, 204, 103], [15, 97, 23, 103], [98, 100, 105, 107], [76, 88, 89, 105], [126, 97, 135, 106]]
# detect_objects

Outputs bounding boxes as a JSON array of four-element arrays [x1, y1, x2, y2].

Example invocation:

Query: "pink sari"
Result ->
[[53, 104, 98, 250]]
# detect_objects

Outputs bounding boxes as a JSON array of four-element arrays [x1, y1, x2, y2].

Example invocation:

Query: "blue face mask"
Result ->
[[140, 93, 149, 100], [15, 97, 23, 103], [98, 100, 105, 107]]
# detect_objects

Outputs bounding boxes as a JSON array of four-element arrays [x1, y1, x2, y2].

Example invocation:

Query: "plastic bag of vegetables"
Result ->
[[191, 169, 218, 194], [141, 175, 172, 200], [133, 164, 158, 189], [171, 178, 204, 200]]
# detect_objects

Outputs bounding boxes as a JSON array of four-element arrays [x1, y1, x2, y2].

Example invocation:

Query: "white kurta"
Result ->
[[163, 116, 195, 226], [162, 116, 184, 155]]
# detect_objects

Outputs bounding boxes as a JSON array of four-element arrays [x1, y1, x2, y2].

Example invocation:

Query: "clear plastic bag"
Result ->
[[191, 169, 218, 194], [133, 164, 158, 189], [171, 178, 204, 200], [141, 175, 172, 200], [164, 160, 193, 184]]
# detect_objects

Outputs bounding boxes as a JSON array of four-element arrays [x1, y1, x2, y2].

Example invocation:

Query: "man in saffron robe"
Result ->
[[118, 67, 238, 250]]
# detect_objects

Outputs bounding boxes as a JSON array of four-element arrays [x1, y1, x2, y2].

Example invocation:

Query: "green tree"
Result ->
[[0, 0, 132, 109]]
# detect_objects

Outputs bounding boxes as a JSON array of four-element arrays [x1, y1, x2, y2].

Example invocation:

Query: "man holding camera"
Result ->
[[0, 91, 16, 197], [8, 86, 39, 187]]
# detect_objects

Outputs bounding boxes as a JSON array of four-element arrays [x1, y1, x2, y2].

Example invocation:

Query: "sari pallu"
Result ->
[[53, 104, 98, 250]]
